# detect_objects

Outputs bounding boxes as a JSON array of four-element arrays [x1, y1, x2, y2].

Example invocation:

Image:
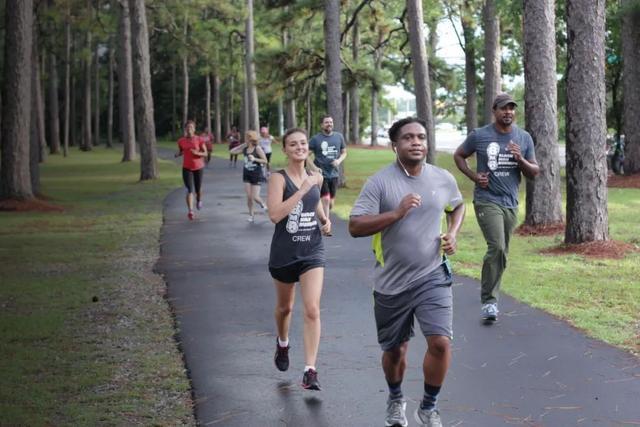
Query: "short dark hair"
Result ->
[[283, 127, 308, 144], [388, 117, 427, 143], [320, 115, 333, 123]]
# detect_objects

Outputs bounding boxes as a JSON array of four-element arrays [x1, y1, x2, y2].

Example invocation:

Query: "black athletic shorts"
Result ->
[[320, 177, 339, 198], [243, 170, 263, 185], [269, 259, 325, 284], [183, 168, 203, 193]]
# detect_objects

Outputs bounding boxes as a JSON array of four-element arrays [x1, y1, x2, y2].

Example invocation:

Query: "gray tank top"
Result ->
[[268, 170, 325, 268]]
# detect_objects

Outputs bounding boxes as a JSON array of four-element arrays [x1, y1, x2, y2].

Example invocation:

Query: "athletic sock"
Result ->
[[304, 365, 316, 373], [277, 337, 289, 348], [386, 380, 403, 400], [421, 383, 441, 410]]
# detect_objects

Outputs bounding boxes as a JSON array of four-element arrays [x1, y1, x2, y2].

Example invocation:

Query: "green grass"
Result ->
[[0, 146, 194, 426], [331, 145, 639, 353], [173, 140, 640, 352]]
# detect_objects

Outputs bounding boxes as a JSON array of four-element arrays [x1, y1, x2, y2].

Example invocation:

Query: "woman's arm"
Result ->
[[267, 172, 322, 224], [229, 142, 247, 155], [252, 146, 268, 164]]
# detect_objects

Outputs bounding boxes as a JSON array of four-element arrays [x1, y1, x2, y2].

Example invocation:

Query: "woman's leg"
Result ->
[[252, 184, 265, 209], [244, 183, 254, 218], [298, 267, 324, 367], [273, 280, 296, 343]]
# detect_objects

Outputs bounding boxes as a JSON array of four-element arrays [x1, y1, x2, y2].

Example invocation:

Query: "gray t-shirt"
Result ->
[[309, 132, 346, 179], [459, 123, 536, 208], [350, 163, 463, 295]]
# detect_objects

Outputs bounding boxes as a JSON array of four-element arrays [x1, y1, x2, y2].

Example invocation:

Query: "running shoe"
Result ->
[[414, 407, 442, 427], [274, 339, 289, 372], [188, 210, 194, 220], [385, 398, 408, 427], [196, 200, 203, 210], [301, 369, 321, 391], [247, 215, 254, 223], [481, 303, 499, 322]]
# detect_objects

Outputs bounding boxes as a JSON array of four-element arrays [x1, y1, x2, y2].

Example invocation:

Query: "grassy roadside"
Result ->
[[337, 146, 639, 354], [0, 146, 194, 426], [206, 138, 639, 353], [178, 140, 639, 352]]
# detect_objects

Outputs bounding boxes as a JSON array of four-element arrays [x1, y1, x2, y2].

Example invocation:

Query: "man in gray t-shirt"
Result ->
[[308, 115, 347, 217], [454, 92, 539, 323], [349, 117, 464, 427]]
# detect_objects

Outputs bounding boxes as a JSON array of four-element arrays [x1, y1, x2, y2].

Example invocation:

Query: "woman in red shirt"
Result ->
[[175, 120, 208, 220]]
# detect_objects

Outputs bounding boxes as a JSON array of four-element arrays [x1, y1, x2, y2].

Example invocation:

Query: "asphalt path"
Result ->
[[157, 154, 637, 426]]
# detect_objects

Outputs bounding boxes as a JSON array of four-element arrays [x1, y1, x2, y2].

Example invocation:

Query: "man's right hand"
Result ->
[[395, 193, 422, 218], [475, 172, 489, 188]]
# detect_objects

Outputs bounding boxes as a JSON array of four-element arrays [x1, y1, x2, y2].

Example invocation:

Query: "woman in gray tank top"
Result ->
[[266, 128, 331, 391]]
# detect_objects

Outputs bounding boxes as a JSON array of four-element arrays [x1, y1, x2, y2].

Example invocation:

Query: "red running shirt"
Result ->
[[178, 136, 206, 171]]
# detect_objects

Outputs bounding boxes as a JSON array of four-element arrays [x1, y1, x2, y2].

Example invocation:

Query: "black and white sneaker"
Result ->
[[274, 339, 289, 372], [302, 369, 321, 391]]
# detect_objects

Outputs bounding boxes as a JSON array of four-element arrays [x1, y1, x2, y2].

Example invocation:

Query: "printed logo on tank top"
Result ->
[[285, 200, 318, 242]]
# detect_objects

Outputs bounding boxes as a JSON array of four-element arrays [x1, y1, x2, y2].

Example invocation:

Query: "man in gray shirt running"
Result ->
[[308, 115, 347, 217], [349, 117, 465, 427], [453, 93, 539, 323]]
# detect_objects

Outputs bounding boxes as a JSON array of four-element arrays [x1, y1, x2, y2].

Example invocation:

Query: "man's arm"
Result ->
[[507, 141, 540, 179], [453, 146, 488, 188], [349, 193, 422, 237], [441, 203, 465, 255]]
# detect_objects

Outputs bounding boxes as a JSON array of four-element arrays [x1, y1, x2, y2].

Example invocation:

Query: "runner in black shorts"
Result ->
[[175, 120, 207, 220], [230, 130, 268, 223], [308, 115, 347, 218], [267, 127, 331, 391]]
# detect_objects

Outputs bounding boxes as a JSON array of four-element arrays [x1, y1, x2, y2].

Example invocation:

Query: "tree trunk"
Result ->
[[370, 28, 383, 147], [240, 81, 248, 137], [482, 0, 501, 125], [223, 77, 231, 138], [33, 27, 47, 163], [118, 0, 136, 161], [349, 15, 360, 144], [407, 0, 435, 164], [171, 63, 177, 139], [462, 0, 478, 131], [343, 92, 349, 142], [63, 10, 71, 156], [565, 0, 608, 243], [82, 28, 92, 151], [1, 0, 34, 200], [205, 73, 211, 133], [213, 65, 221, 144], [94, 46, 101, 146], [107, 40, 114, 148], [71, 71, 77, 147], [277, 98, 284, 136], [48, 52, 61, 154], [523, 0, 562, 227], [129, 0, 158, 180], [622, 0, 640, 174], [31, 40, 42, 193], [245, 0, 260, 131], [324, 0, 344, 134]]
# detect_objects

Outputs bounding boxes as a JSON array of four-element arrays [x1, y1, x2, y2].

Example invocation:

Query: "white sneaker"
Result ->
[[385, 398, 408, 427], [414, 407, 442, 427], [247, 215, 254, 223]]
